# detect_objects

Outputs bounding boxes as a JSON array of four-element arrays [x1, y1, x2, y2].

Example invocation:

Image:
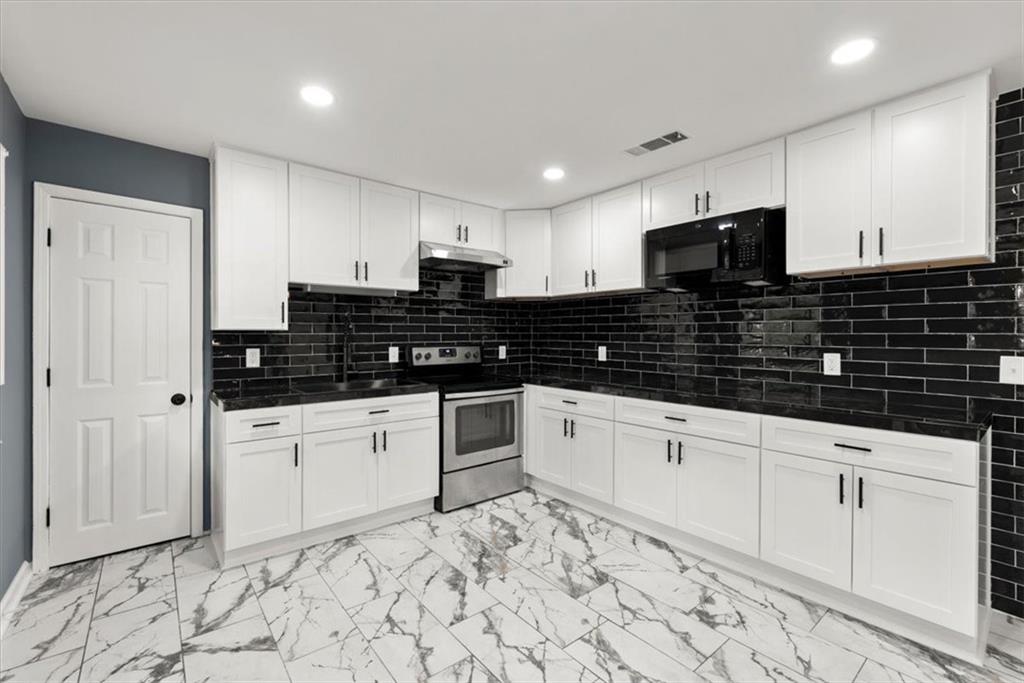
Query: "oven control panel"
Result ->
[[409, 345, 482, 366]]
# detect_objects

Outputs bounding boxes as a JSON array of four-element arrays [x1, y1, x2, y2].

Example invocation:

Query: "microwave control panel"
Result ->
[[733, 232, 761, 270]]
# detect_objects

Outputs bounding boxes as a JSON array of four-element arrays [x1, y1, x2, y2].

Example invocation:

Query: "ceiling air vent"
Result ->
[[625, 130, 688, 156]]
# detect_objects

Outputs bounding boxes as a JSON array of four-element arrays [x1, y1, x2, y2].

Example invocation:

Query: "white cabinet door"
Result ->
[[461, 202, 501, 251], [852, 468, 976, 634], [378, 417, 439, 509], [212, 147, 289, 330], [570, 415, 614, 503], [703, 137, 785, 218], [760, 450, 852, 590], [591, 183, 642, 293], [873, 73, 989, 267], [536, 409, 572, 487], [504, 210, 551, 297], [302, 427, 377, 530], [360, 180, 420, 291], [289, 163, 361, 287], [676, 436, 759, 556], [786, 112, 872, 275], [420, 193, 461, 245], [550, 197, 593, 295], [613, 422, 677, 526], [641, 163, 704, 231], [225, 436, 301, 549]]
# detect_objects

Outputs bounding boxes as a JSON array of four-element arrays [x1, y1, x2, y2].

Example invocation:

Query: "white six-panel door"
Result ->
[[48, 198, 192, 565], [288, 163, 361, 288]]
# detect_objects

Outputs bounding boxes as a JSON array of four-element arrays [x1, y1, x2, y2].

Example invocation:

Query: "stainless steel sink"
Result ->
[[293, 378, 426, 394]]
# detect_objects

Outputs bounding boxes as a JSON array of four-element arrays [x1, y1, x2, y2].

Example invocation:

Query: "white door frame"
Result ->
[[32, 182, 205, 570]]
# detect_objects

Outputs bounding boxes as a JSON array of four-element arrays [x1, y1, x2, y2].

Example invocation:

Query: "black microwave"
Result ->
[[644, 207, 785, 290]]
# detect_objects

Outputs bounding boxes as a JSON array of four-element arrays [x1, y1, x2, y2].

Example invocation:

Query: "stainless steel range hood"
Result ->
[[419, 241, 513, 271]]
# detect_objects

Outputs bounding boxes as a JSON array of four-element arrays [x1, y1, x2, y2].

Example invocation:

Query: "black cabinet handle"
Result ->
[[382, 430, 387, 452], [677, 441, 683, 465], [570, 420, 576, 438], [561, 400, 577, 405], [545, 275, 549, 292], [252, 421, 281, 428], [368, 409, 390, 415], [465, 225, 469, 242], [858, 477, 864, 509], [858, 230, 864, 259], [664, 415, 687, 423], [281, 301, 285, 324], [705, 190, 711, 214], [294, 443, 299, 468], [592, 269, 596, 288], [564, 417, 568, 437], [667, 439, 672, 463], [355, 260, 360, 280], [834, 442, 872, 453], [878, 227, 884, 257], [694, 193, 699, 215], [364, 261, 368, 281], [372, 431, 377, 453], [457, 224, 461, 242], [839, 473, 845, 505], [585, 270, 589, 288]]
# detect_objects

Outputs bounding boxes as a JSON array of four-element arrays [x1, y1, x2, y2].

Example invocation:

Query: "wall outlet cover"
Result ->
[[823, 353, 841, 376], [245, 348, 260, 368], [498, 345, 507, 360], [598, 346, 607, 362], [999, 355, 1024, 385], [388, 346, 400, 363]]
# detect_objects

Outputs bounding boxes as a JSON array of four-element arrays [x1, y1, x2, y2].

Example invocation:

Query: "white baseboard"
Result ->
[[0, 562, 33, 639]]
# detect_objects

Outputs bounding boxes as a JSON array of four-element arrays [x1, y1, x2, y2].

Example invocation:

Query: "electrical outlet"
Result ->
[[498, 345, 507, 360], [823, 353, 841, 376], [999, 356, 1024, 384], [598, 346, 607, 362], [388, 346, 400, 363], [245, 348, 260, 368]]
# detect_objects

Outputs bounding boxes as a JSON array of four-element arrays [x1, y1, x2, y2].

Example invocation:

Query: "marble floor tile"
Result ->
[[565, 621, 705, 683], [0, 584, 95, 671], [516, 513, 618, 563], [853, 659, 921, 682], [426, 655, 499, 683], [697, 639, 811, 683], [464, 512, 530, 553], [283, 627, 393, 682], [93, 544, 176, 619], [309, 536, 403, 609], [986, 633, 1024, 681], [255, 573, 356, 662], [392, 551, 497, 627], [486, 490, 559, 528], [449, 604, 595, 683], [349, 591, 469, 680], [683, 562, 828, 632], [506, 537, 610, 598], [401, 512, 461, 541], [989, 613, 1024, 645], [79, 601, 183, 682], [171, 536, 219, 579], [176, 567, 263, 640], [596, 521, 702, 574], [580, 580, 725, 670], [16, 559, 102, 610], [358, 524, 432, 568], [692, 592, 865, 683], [811, 611, 1001, 683], [0, 647, 82, 683], [425, 530, 517, 584], [181, 615, 288, 683], [244, 549, 318, 595], [592, 549, 708, 613], [481, 567, 600, 647]]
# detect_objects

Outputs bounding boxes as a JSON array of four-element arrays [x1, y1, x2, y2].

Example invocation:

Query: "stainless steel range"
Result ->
[[408, 345, 524, 512]]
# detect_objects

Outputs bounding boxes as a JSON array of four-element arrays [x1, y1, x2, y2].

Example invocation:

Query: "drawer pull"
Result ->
[[251, 421, 281, 428], [834, 442, 871, 453], [369, 409, 391, 415], [561, 400, 578, 405], [665, 415, 688, 423]]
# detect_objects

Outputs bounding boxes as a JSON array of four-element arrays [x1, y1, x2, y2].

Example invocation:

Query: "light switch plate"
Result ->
[[498, 345, 507, 360], [823, 353, 841, 376], [999, 355, 1024, 384], [598, 346, 607, 362], [388, 346, 400, 363], [245, 348, 260, 368]]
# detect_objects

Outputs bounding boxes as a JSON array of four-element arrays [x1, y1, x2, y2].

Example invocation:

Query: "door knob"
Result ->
[[171, 393, 187, 406]]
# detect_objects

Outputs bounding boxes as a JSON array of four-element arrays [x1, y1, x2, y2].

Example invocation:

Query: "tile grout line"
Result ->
[[244, 551, 297, 683], [169, 543, 188, 683], [75, 558, 105, 683]]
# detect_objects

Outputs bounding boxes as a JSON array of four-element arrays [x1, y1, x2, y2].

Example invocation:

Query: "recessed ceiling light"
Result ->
[[300, 85, 334, 107], [543, 167, 565, 181], [830, 38, 876, 65]]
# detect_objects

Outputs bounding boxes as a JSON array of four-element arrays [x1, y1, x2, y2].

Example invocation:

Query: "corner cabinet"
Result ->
[[360, 180, 420, 290], [211, 146, 289, 330]]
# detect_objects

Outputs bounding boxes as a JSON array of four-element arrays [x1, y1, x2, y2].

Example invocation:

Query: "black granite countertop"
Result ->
[[522, 376, 992, 441], [211, 380, 438, 411]]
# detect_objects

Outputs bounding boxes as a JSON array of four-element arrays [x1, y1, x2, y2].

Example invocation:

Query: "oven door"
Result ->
[[645, 219, 732, 288], [442, 388, 523, 473]]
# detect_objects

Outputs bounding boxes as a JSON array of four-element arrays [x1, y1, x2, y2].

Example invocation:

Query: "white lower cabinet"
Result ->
[[378, 417, 440, 508], [613, 422, 679, 527], [570, 415, 614, 503], [302, 426, 378, 531], [225, 435, 302, 549], [536, 409, 573, 487]]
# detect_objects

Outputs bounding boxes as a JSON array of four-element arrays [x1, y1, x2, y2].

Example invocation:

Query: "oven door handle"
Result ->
[[443, 387, 525, 401]]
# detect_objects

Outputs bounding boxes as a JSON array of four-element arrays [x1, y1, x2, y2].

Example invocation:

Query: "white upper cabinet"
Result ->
[[360, 180, 420, 291], [288, 163, 361, 288], [873, 73, 990, 267], [504, 210, 551, 297], [642, 162, 704, 231], [419, 193, 503, 251], [786, 111, 873, 275], [212, 147, 289, 330], [550, 197, 593, 295], [461, 201, 503, 251], [703, 137, 785, 218], [591, 183, 642, 293]]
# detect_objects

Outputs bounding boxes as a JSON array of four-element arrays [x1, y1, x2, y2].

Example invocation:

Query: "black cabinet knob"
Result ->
[[171, 393, 187, 406]]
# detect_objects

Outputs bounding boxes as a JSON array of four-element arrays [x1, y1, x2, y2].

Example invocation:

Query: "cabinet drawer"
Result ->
[[303, 393, 439, 433], [531, 385, 615, 419], [616, 396, 760, 446], [762, 416, 978, 486], [225, 405, 302, 443]]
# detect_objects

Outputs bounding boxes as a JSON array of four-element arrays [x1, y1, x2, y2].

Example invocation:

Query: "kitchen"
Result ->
[[0, 2, 1022, 682]]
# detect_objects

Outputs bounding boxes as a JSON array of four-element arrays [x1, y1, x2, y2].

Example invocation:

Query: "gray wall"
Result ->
[[26, 119, 213, 531], [0, 74, 30, 595]]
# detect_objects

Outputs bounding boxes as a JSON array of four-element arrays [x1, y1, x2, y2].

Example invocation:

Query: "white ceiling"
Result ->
[[2, 1, 1021, 209]]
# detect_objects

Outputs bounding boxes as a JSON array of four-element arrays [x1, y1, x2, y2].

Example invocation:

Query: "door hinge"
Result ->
[[46, 507, 50, 527], [46, 368, 51, 387], [47, 228, 52, 247]]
